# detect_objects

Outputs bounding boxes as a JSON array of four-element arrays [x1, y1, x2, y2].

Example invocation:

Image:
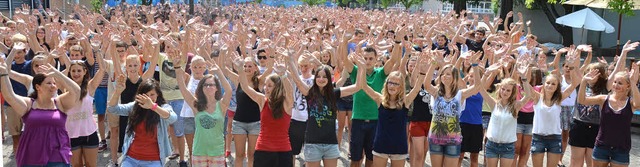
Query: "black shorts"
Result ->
[[70, 131, 99, 150], [289, 120, 306, 155], [569, 119, 599, 148], [460, 123, 483, 153], [254, 150, 293, 167]]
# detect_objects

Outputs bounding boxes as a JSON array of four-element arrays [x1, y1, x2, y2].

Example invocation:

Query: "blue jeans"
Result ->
[[349, 119, 377, 161], [168, 100, 185, 137], [121, 156, 162, 167], [592, 145, 630, 165], [485, 141, 515, 159], [429, 144, 461, 158]]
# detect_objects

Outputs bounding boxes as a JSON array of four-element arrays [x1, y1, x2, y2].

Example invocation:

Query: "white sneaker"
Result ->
[[108, 160, 119, 167]]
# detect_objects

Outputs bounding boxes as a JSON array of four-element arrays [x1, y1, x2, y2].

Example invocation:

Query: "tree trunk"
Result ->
[[453, 0, 467, 18], [536, 0, 574, 46], [498, 0, 513, 31]]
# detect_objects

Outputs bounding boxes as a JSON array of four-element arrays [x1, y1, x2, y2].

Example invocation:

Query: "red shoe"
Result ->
[[225, 150, 231, 157]]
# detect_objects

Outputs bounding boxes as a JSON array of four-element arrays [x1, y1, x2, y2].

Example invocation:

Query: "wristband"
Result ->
[[471, 63, 478, 67], [152, 103, 158, 111], [419, 73, 426, 75], [174, 66, 182, 69], [394, 41, 402, 44]]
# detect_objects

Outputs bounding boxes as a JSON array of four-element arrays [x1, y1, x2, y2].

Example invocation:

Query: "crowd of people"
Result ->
[[0, 2, 638, 167]]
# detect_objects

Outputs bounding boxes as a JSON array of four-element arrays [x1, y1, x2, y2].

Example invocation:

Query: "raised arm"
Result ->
[[0, 60, 30, 117], [461, 67, 483, 99], [287, 55, 310, 96], [561, 62, 581, 101], [577, 69, 606, 106], [211, 60, 233, 112], [235, 58, 266, 108], [629, 63, 640, 110], [175, 65, 198, 112], [356, 58, 382, 105], [87, 51, 107, 97], [609, 41, 639, 90], [48, 64, 81, 113], [404, 64, 428, 109]]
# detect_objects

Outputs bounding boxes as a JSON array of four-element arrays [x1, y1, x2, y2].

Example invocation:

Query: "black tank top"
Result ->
[[234, 86, 261, 122], [121, 77, 142, 103]]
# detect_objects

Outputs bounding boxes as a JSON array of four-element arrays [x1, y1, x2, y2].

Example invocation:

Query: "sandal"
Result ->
[[168, 153, 180, 160]]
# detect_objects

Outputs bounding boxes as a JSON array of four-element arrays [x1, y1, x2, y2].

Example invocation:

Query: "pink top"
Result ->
[[519, 85, 542, 113], [65, 95, 98, 138]]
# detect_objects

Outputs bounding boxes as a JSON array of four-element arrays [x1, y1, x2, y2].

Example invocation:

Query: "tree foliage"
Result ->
[[356, 0, 368, 6], [398, 0, 422, 9], [90, 0, 103, 13], [608, 0, 636, 16], [380, 0, 394, 8], [522, 0, 573, 45]]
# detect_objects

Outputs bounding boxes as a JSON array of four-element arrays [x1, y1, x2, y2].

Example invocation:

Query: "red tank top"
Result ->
[[255, 100, 292, 152]]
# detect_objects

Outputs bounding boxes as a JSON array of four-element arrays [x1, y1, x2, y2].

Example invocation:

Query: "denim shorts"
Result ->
[[429, 144, 461, 157], [592, 145, 630, 165], [303, 144, 340, 162], [516, 124, 533, 135], [482, 115, 491, 129], [168, 100, 186, 137], [485, 140, 515, 159], [531, 134, 562, 154], [122, 156, 162, 167], [372, 151, 408, 160], [231, 120, 261, 135], [183, 117, 195, 135]]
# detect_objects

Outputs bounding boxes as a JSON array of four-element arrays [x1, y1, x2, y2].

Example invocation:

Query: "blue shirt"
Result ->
[[460, 92, 483, 125], [108, 103, 177, 165], [5, 61, 32, 106]]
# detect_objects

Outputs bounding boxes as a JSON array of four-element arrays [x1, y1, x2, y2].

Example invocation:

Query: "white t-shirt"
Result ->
[[560, 76, 577, 106], [291, 75, 314, 122]]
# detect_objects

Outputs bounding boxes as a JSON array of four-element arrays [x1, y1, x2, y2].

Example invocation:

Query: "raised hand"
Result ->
[[583, 68, 599, 82], [135, 94, 155, 109], [622, 40, 639, 53]]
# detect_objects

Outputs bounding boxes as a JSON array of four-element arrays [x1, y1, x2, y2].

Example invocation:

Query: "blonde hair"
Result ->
[[11, 33, 27, 43], [381, 71, 405, 109], [496, 78, 519, 118]]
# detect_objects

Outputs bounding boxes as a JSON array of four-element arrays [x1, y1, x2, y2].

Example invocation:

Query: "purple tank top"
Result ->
[[596, 96, 632, 151], [16, 99, 71, 166]]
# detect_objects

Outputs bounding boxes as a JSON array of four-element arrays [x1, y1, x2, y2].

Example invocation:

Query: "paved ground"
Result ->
[[3, 127, 640, 167]]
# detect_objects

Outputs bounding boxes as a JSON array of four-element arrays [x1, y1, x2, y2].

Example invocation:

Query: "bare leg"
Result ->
[[390, 159, 405, 167], [499, 158, 514, 167], [443, 156, 459, 167], [225, 116, 233, 156], [430, 154, 444, 167], [585, 148, 594, 167], [186, 134, 194, 161], [247, 134, 258, 167], [548, 153, 563, 167], [364, 159, 373, 167], [337, 110, 347, 147], [306, 161, 321, 167], [233, 134, 247, 167], [71, 149, 83, 167], [98, 114, 106, 141], [83, 148, 99, 167], [532, 153, 545, 167], [109, 127, 119, 164], [469, 153, 479, 167], [570, 146, 586, 167], [410, 137, 427, 167], [512, 133, 524, 167], [486, 158, 499, 167], [517, 135, 533, 167], [560, 130, 569, 166], [177, 136, 186, 161], [372, 155, 387, 167], [322, 158, 338, 167], [592, 160, 608, 167], [169, 125, 179, 156]]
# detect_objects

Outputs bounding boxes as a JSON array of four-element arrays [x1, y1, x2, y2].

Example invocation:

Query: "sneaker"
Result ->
[[225, 150, 231, 157], [108, 160, 118, 167], [179, 161, 188, 167], [98, 140, 108, 152]]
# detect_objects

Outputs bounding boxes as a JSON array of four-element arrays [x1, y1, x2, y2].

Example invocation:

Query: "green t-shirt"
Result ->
[[350, 66, 387, 120], [192, 102, 225, 156], [158, 53, 185, 100]]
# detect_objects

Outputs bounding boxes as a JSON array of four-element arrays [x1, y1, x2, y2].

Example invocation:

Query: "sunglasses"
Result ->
[[257, 55, 268, 60]]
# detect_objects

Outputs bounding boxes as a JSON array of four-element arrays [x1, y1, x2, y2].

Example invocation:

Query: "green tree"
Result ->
[[608, 0, 636, 16], [302, 0, 326, 5], [397, 0, 422, 9], [90, 0, 103, 13], [380, 0, 394, 8], [255, 0, 264, 4], [356, 0, 368, 6], [523, 0, 576, 46]]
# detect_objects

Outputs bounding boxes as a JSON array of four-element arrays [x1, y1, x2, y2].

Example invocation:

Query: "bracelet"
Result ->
[[394, 40, 402, 44], [419, 73, 426, 75], [151, 103, 158, 111], [0, 73, 7, 77], [471, 63, 478, 67], [173, 66, 182, 69]]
